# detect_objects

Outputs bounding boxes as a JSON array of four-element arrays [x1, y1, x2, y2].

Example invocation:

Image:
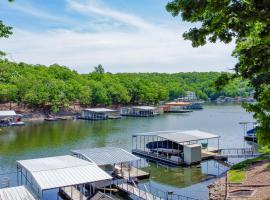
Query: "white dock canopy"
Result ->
[[134, 130, 220, 143], [0, 110, 21, 118], [0, 186, 37, 200], [132, 106, 156, 110], [17, 155, 112, 191], [82, 108, 116, 113], [71, 147, 140, 165]]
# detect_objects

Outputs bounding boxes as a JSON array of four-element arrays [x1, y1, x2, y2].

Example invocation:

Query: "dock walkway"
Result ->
[[217, 148, 260, 158], [116, 183, 162, 200], [115, 165, 150, 180], [89, 192, 114, 200], [59, 186, 87, 200]]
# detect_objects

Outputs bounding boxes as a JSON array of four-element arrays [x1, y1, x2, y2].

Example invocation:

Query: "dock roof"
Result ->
[[82, 108, 116, 113], [17, 155, 112, 191], [133, 130, 220, 143], [132, 106, 156, 110], [164, 102, 191, 106], [0, 186, 38, 200], [0, 110, 20, 117], [71, 147, 140, 165]]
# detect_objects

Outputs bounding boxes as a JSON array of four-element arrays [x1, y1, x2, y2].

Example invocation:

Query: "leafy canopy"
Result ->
[[166, 0, 270, 148]]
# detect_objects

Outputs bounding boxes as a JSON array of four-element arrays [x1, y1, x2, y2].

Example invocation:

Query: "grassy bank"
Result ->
[[228, 155, 269, 183]]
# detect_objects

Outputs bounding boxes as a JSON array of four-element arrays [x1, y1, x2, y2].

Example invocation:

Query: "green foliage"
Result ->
[[0, 60, 251, 112], [231, 156, 266, 170], [228, 170, 246, 183], [94, 64, 105, 74], [166, 0, 270, 149]]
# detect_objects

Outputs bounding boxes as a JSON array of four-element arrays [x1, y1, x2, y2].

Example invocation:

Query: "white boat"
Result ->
[[10, 121, 25, 126]]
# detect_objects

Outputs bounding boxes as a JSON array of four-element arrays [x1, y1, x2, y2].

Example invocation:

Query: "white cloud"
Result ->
[[67, 0, 152, 30], [0, 0, 237, 73]]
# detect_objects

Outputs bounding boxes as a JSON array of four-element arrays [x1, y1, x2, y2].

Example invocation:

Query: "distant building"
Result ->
[[178, 91, 198, 101]]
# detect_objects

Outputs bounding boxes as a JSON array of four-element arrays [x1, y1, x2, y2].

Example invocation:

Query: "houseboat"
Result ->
[[0, 110, 24, 127], [120, 106, 158, 117], [163, 102, 192, 113], [78, 108, 119, 120]]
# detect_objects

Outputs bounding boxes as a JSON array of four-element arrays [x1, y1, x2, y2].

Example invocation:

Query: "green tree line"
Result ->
[[0, 60, 252, 112]]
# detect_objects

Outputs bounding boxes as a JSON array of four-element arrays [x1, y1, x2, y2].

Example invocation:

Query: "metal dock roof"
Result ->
[[0, 110, 20, 117], [133, 129, 220, 143], [17, 155, 112, 191], [0, 186, 37, 200], [82, 108, 116, 113], [71, 147, 140, 165], [132, 106, 156, 110]]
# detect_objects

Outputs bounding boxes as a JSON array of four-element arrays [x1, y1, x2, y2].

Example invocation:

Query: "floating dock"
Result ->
[[120, 106, 158, 117], [132, 130, 222, 166], [115, 165, 150, 180]]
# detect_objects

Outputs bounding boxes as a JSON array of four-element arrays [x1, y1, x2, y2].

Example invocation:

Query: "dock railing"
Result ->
[[143, 183, 199, 200], [217, 147, 260, 158]]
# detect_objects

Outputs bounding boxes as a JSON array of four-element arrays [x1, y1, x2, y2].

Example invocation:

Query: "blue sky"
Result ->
[[0, 0, 236, 73]]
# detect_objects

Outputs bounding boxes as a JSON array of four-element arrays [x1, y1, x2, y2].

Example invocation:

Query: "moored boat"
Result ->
[[244, 127, 257, 142]]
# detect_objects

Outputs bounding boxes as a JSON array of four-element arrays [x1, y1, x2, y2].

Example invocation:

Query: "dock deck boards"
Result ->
[[60, 186, 87, 200], [89, 192, 113, 200], [115, 165, 150, 180], [117, 183, 162, 200]]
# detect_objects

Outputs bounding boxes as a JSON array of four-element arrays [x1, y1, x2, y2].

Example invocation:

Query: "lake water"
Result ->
[[0, 104, 253, 199]]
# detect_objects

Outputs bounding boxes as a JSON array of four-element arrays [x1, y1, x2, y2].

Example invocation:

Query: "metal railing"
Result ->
[[217, 148, 260, 158]]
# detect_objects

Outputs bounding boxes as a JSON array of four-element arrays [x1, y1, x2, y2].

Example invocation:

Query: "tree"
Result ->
[[166, 0, 270, 149], [0, 0, 13, 38], [94, 64, 105, 74]]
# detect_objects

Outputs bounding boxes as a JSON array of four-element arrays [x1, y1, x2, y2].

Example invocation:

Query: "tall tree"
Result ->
[[94, 64, 105, 74], [0, 0, 13, 38], [166, 0, 270, 149]]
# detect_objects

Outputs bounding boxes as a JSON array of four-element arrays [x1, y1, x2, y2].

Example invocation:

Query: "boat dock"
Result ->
[[116, 183, 162, 200], [132, 130, 222, 166], [71, 147, 150, 180]]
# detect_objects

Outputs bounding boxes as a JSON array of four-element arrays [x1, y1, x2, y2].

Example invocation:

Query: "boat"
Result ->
[[146, 140, 183, 152], [56, 116, 69, 120], [108, 115, 122, 119], [244, 127, 257, 142], [44, 115, 58, 121], [10, 121, 25, 126]]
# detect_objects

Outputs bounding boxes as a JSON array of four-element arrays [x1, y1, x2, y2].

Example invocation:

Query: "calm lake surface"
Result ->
[[0, 104, 253, 199]]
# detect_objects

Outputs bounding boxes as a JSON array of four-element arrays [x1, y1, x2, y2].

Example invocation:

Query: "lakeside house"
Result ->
[[0, 110, 24, 127], [78, 108, 119, 120], [120, 106, 158, 117]]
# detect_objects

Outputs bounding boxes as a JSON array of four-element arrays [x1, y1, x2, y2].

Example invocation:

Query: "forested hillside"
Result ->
[[0, 60, 252, 112]]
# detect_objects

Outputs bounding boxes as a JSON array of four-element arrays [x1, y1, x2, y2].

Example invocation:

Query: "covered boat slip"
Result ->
[[0, 110, 24, 127], [16, 155, 112, 200], [78, 108, 118, 120], [0, 186, 38, 200], [132, 130, 221, 166], [71, 147, 150, 180], [120, 106, 158, 117]]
